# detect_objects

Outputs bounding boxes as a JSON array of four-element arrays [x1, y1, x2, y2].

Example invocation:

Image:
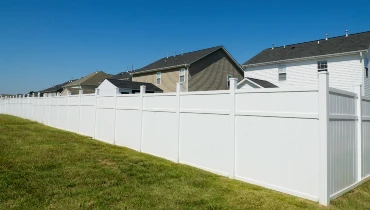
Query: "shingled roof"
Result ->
[[110, 72, 132, 80], [246, 77, 278, 88], [64, 71, 111, 87], [244, 31, 370, 66], [132, 46, 241, 74], [107, 79, 162, 92], [40, 79, 76, 93]]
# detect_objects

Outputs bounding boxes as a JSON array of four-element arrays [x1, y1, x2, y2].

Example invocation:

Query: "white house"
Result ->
[[240, 31, 370, 95], [97, 79, 163, 96]]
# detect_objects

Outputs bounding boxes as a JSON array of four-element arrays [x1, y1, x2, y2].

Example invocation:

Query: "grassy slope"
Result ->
[[0, 114, 369, 209]]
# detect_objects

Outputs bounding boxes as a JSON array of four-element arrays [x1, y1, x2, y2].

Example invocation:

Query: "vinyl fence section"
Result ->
[[0, 72, 369, 206]]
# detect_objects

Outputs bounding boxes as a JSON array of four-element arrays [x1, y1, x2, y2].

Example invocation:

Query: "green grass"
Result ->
[[0, 114, 369, 209]]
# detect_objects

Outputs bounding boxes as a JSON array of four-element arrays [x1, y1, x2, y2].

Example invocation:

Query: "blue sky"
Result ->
[[0, 0, 368, 94]]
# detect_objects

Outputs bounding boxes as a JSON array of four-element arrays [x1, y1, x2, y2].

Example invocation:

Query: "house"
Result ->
[[97, 79, 163, 95], [62, 71, 111, 95], [241, 30, 370, 95], [39, 79, 76, 96], [131, 46, 244, 92], [110, 71, 132, 81]]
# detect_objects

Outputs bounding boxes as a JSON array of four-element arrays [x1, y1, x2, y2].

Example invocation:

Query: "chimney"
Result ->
[[325, 34, 328, 40], [346, 30, 348, 37], [272, 43, 274, 49]]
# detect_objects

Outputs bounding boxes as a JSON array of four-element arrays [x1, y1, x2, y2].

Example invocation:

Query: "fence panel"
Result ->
[[115, 95, 141, 150], [362, 97, 370, 178], [79, 95, 96, 137], [37, 98, 46, 123], [179, 91, 231, 176], [235, 88, 320, 201], [328, 88, 357, 198], [141, 94, 177, 161], [57, 96, 68, 129], [95, 96, 115, 143]]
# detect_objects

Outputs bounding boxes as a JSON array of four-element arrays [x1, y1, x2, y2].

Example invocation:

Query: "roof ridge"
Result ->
[[167, 45, 222, 58], [265, 30, 370, 50], [134, 45, 223, 72]]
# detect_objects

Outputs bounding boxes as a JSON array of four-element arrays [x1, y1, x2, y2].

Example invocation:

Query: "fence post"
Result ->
[[48, 94, 51, 126], [354, 85, 362, 181], [176, 82, 183, 163], [27, 94, 29, 119], [66, 92, 69, 130], [139, 85, 146, 152], [93, 88, 99, 139], [113, 88, 119, 145], [31, 93, 35, 121], [37, 92, 40, 122], [229, 78, 237, 179], [318, 71, 330, 206], [78, 90, 83, 134], [21, 95, 23, 118], [56, 93, 60, 128]]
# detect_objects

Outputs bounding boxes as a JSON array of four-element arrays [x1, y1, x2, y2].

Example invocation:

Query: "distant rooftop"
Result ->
[[244, 30, 370, 66]]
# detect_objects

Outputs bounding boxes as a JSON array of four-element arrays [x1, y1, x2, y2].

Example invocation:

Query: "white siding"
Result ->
[[97, 79, 117, 96], [245, 55, 364, 94], [364, 52, 370, 96]]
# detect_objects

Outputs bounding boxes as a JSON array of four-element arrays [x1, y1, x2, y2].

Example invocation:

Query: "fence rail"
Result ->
[[0, 73, 369, 206]]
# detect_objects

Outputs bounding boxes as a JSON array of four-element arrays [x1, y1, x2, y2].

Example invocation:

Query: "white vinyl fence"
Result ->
[[0, 72, 369, 206]]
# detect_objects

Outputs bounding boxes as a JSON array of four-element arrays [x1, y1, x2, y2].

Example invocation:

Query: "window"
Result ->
[[278, 65, 286, 81], [156, 71, 161, 84], [179, 68, 185, 82], [318, 61, 328, 72], [227, 74, 232, 87]]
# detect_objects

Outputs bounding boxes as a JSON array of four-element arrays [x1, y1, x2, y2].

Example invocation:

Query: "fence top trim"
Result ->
[[180, 90, 229, 96], [235, 86, 319, 94], [362, 96, 370, 101], [328, 87, 357, 98]]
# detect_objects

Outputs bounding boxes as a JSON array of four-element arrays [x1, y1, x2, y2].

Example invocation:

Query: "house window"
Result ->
[[278, 65, 286, 81], [179, 68, 185, 82], [156, 72, 161, 84], [318, 61, 328, 72], [227, 74, 232, 87]]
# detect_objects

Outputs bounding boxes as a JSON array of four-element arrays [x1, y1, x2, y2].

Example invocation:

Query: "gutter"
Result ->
[[243, 50, 368, 68]]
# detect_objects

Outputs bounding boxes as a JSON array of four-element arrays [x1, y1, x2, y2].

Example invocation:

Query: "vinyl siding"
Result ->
[[188, 49, 243, 91], [244, 54, 364, 94], [132, 68, 188, 93], [364, 52, 370, 96]]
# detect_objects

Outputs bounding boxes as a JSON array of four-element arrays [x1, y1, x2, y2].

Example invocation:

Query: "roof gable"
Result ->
[[106, 79, 162, 92], [40, 79, 76, 93], [110, 71, 132, 80], [132, 46, 224, 74], [244, 31, 370, 66], [64, 71, 110, 87]]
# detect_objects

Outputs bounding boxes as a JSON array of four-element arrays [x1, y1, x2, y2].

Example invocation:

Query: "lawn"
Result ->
[[0, 114, 369, 209]]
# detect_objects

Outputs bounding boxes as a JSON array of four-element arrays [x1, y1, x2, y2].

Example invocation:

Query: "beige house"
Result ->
[[132, 46, 244, 92], [62, 71, 111, 95]]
